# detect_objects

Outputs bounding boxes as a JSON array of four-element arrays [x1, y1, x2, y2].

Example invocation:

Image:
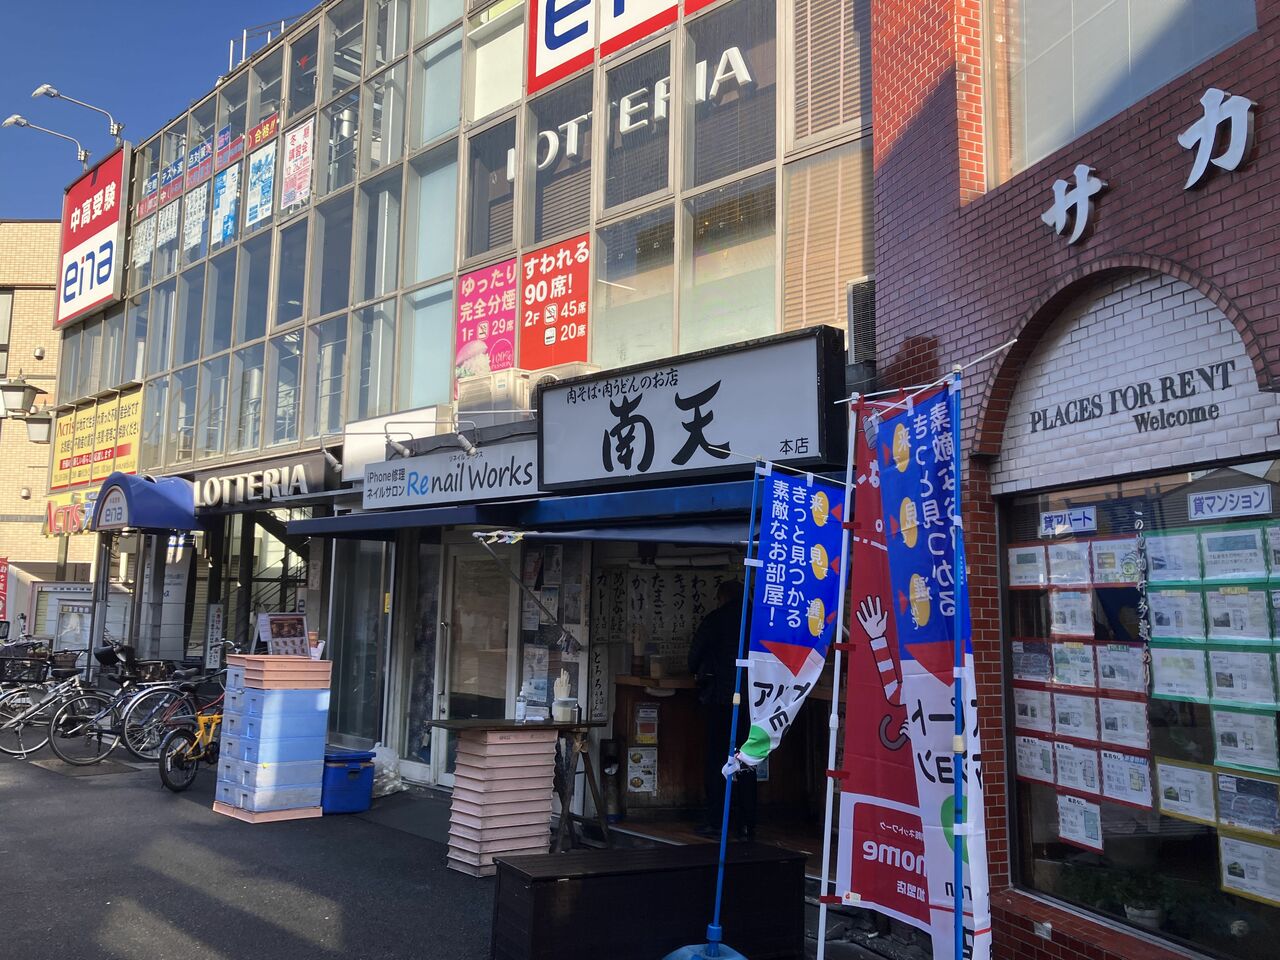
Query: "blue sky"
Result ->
[[0, 1, 310, 220]]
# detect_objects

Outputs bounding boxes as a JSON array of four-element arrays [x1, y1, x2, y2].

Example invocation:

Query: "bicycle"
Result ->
[[120, 639, 240, 760], [158, 702, 223, 792], [0, 659, 90, 758]]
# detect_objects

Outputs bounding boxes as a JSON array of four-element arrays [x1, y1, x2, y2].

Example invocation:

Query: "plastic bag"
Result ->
[[371, 742, 406, 797]]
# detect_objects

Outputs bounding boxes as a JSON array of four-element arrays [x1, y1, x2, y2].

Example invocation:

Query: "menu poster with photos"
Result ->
[[1048, 541, 1092, 586], [1057, 793, 1104, 852], [1054, 741, 1101, 795], [1052, 641, 1097, 688], [1053, 692, 1099, 742], [1098, 697, 1150, 751], [1012, 639, 1052, 683], [1096, 643, 1147, 694], [1015, 735, 1055, 784], [1201, 526, 1269, 581], [1101, 750, 1153, 808], [1013, 686, 1053, 734], [1220, 834, 1280, 907], [1050, 590, 1095, 637], [1156, 759, 1218, 824], [1150, 645, 1210, 701], [1214, 707, 1280, 773], [1007, 545, 1047, 587], [1209, 647, 1278, 707], [1205, 585, 1272, 642], [1091, 537, 1140, 585], [1146, 531, 1202, 583], [1217, 772, 1280, 836], [1148, 588, 1207, 640]]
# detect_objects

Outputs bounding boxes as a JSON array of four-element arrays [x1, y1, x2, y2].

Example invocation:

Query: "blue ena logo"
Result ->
[[545, 0, 591, 49], [63, 239, 114, 304], [406, 470, 431, 496]]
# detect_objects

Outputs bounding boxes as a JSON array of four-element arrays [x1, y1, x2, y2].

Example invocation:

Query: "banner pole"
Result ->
[[950, 368, 966, 960], [815, 403, 858, 960]]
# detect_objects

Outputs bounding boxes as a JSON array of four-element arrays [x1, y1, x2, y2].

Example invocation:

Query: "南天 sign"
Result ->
[[57, 146, 131, 327], [363, 437, 539, 510], [538, 327, 844, 490], [193, 458, 321, 509]]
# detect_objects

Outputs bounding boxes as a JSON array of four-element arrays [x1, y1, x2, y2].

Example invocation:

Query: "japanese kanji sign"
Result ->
[[56, 146, 129, 328], [281, 120, 314, 208], [739, 472, 845, 767], [519, 234, 590, 370], [1187, 484, 1272, 522], [185, 136, 214, 189], [215, 123, 245, 170], [456, 259, 517, 379]]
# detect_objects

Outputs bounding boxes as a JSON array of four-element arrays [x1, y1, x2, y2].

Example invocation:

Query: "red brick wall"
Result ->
[[872, 1, 1276, 958]]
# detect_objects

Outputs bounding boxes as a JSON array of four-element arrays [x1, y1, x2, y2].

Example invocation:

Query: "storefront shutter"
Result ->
[[792, 0, 871, 145]]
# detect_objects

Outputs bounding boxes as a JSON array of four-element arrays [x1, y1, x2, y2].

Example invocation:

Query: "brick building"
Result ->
[[872, 1, 1280, 959]]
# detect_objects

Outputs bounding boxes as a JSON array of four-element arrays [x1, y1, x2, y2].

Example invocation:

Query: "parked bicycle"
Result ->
[[0, 653, 90, 758], [158, 699, 223, 792], [121, 641, 237, 760]]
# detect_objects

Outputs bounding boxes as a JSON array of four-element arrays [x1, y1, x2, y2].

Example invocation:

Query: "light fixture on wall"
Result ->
[[19, 487, 31, 500], [0, 373, 46, 418], [21, 408, 54, 444]]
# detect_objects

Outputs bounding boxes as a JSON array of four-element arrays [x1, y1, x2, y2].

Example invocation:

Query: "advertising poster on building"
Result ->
[[185, 137, 214, 188], [212, 163, 240, 245], [69, 404, 96, 487], [182, 182, 210, 253], [155, 200, 179, 247], [56, 147, 128, 326], [519, 235, 590, 370], [90, 395, 120, 483], [215, 124, 245, 169], [281, 119, 314, 208], [137, 173, 159, 219], [0, 557, 9, 621], [456, 258, 517, 379], [113, 387, 142, 475], [245, 141, 277, 227], [50, 409, 76, 489]]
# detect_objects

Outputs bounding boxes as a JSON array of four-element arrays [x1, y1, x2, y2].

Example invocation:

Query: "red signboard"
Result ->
[[0, 557, 10, 621], [57, 147, 130, 328], [247, 114, 281, 154], [519, 235, 590, 370]]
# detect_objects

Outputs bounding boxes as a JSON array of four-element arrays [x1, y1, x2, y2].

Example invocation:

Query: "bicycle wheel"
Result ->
[[48, 693, 119, 765], [122, 687, 194, 761], [0, 686, 53, 756], [158, 727, 200, 792]]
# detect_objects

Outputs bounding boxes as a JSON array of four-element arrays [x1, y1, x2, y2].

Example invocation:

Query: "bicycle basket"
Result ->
[[0, 657, 48, 683], [49, 650, 82, 670], [93, 644, 120, 667], [137, 660, 169, 681]]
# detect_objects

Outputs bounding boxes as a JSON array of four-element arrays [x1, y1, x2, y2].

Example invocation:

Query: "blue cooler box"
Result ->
[[322, 748, 375, 814]]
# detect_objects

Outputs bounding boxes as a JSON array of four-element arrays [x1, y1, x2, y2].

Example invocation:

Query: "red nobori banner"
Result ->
[[57, 147, 129, 328], [519, 235, 590, 370]]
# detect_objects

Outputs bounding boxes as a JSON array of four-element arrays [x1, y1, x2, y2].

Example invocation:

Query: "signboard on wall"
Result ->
[[91, 395, 120, 483], [45, 488, 97, 536], [51, 409, 75, 489], [56, 146, 130, 327], [0, 558, 9, 621], [212, 163, 240, 245], [69, 404, 96, 487], [363, 436, 539, 509], [245, 140, 277, 227], [281, 119, 314, 208], [528, 0, 680, 94], [519, 234, 590, 370], [50, 386, 142, 492], [456, 259, 517, 379]]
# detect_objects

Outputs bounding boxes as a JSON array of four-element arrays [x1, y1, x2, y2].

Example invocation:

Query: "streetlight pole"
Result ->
[[31, 84, 124, 148], [1, 114, 89, 170]]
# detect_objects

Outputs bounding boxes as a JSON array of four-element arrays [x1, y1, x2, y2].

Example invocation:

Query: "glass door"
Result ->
[[327, 538, 392, 749]]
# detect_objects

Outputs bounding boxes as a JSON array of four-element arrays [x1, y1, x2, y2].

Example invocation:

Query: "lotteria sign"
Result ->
[[56, 146, 131, 328]]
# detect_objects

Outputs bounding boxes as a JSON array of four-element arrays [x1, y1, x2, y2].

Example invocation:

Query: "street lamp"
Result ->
[[0, 373, 47, 418], [2, 114, 89, 171], [20, 408, 54, 444], [32, 83, 124, 147]]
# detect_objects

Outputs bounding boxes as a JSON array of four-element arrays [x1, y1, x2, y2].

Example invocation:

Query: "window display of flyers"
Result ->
[[1013, 686, 1053, 734], [1012, 640, 1052, 682], [1217, 772, 1280, 836], [1096, 643, 1147, 694], [1007, 544, 1047, 587], [1267, 525, 1280, 578], [1219, 833, 1280, 907], [1098, 697, 1150, 750], [1048, 541, 1091, 586], [1148, 588, 1206, 641], [1057, 793, 1104, 852], [1205, 585, 1272, 642], [1101, 750, 1152, 808], [1050, 590, 1094, 637], [1150, 645, 1209, 702], [1015, 735, 1055, 784], [1201, 526, 1269, 581], [1053, 692, 1099, 742], [1214, 707, 1280, 773], [1091, 537, 1140, 585], [1146, 531, 1202, 583], [1156, 759, 1217, 824], [1054, 741, 1100, 796], [1209, 647, 1278, 708], [1051, 641, 1096, 688]]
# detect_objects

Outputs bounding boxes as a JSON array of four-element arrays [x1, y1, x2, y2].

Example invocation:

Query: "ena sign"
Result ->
[[57, 147, 130, 328], [530, 0, 682, 94]]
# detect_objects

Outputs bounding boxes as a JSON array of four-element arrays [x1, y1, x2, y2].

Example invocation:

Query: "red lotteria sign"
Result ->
[[57, 147, 130, 328], [519, 235, 590, 370]]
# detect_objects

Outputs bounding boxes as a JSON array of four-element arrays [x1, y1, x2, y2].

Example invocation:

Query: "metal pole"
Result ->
[[950, 368, 966, 960]]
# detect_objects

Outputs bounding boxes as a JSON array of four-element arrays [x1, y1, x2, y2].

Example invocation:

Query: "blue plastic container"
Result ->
[[225, 687, 331, 718], [223, 708, 328, 740], [322, 748, 375, 814], [220, 731, 328, 764]]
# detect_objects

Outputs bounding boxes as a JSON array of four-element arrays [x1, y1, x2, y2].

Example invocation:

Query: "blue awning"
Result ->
[[89, 472, 199, 533]]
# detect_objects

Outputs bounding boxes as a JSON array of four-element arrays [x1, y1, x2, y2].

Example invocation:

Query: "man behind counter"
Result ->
[[687, 580, 757, 840]]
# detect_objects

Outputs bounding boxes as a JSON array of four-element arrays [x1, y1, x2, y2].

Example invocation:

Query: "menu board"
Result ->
[[1209, 648, 1278, 707], [1091, 537, 1140, 585], [1057, 793, 1104, 851], [1205, 585, 1271, 642], [1101, 750, 1152, 808], [1007, 544, 1047, 587], [1096, 643, 1147, 693], [1051, 641, 1096, 688], [1151, 645, 1209, 701], [1054, 741, 1100, 795], [1050, 590, 1094, 637], [1156, 759, 1217, 824], [1013, 686, 1053, 733], [1098, 697, 1149, 750], [1214, 707, 1280, 772], [1048, 541, 1091, 586], [1015, 735, 1055, 784], [1148, 588, 1207, 640], [1201, 526, 1268, 581], [1220, 834, 1280, 907], [1053, 692, 1099, 742], [1146, 531, 1202, 582], [1217, 772, 1280, 836]]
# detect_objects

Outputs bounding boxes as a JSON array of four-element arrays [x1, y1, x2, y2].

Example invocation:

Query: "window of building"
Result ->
[[235, 232, 272, 343], [321, 90, 361, 194], [124, 292, 149, 383], [349, 299, 395, 420], [252, 47, 285, 125], [58, 328, 80, 403], [147, 278, 177, 376], [182, 182, 210, 265], [229, 342, 266, 453], [465, 0, 523, 122], [140, 377, 168, 470], [168, 365, 197, 464], [175, 266, 205, 366], [276, 218, 309, 326], [314, 192, 355, 317], [528, 75, 592, 244], [0, 291, 12, 379], [218, 72, 249, 153], [305, 316, 346, 437], [77, 317, 103, 398], [324, 0, 365, 100], [134, 137, 161, 216], [204, 250, 236, 355], [356, 169, 402, 304], [398, 280, 452, 409], [411, 27, 462, 148], [130, 216, 155, 290], [369, 0, 410, 69], [268, 332, 302, 445], [986, 0, 1256, 182], [101, 305, 125, 388], [405, 142, 457, 284], [362, 60, 407, 172], [416, 0, 462, 42], [788, 0, 870, 149], [159, 117, 187, 184], [288, 25, 320, 118], [592, 205, 675, 368], [465, 118, 516, 259], [188, 95, 218, 166], [196, 354, 229, 459], [153, 201, 181, 279], [604, 45, 671, 209]]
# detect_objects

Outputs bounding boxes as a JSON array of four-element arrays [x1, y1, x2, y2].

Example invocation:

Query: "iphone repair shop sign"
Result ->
[[56, 146, 131, 328]]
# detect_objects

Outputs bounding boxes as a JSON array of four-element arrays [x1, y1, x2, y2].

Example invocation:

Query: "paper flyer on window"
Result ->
[[1013, 687, 1053, 734], [1156, 759, 1218, 824], [1220, 833, 1280, 907]]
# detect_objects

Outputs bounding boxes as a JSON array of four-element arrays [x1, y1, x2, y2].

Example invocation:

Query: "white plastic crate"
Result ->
[[222, 708, 327, 740], [219, 731, 327, 764], [215, 779, 323, 813], [216, 755, 324, 789], [224, 687, 331, 718]]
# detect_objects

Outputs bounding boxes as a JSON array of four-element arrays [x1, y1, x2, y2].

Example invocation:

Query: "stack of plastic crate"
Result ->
[[214, 655, 332, 823]]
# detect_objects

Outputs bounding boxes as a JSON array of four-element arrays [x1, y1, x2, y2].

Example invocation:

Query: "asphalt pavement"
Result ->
[[0, 754, 493, 960]]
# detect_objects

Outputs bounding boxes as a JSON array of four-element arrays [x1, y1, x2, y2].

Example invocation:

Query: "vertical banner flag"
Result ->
[[738, 473, 845, 766], [871, 386, 990, 960]]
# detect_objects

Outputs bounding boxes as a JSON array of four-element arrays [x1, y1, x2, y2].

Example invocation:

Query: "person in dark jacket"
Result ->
[[687, 580, 757, 839]]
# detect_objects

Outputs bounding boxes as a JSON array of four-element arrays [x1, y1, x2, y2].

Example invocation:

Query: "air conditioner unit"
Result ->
[[845, 275, 876, 395], [527, 363, 600, 410], [456, 369, 536, 428]]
